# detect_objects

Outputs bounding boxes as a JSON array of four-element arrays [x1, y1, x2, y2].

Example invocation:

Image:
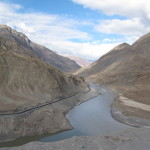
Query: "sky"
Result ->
[[0, 0, 150, 61]]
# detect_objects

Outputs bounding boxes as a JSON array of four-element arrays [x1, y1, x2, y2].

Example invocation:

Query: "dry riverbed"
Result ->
[[111, 94, 150, 127]]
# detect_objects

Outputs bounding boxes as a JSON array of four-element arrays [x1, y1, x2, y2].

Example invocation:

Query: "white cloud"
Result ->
[[1, 1, 148, 61], [0, 4, 90, 41], [47, 40, 119, 60], [0, 2, 21, 14], [72, 0, 150, 19], [95, 18, 150, 42], [73, 0, 150, 43], [0, 2, 105, 61]]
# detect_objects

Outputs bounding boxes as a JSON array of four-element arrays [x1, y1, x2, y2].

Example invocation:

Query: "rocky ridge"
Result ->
[[0, 25, 81, 73]]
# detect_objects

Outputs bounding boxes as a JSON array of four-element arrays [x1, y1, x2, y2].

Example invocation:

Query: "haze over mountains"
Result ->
[[0, 25, 80, 73], [62, 54, 91, 67]]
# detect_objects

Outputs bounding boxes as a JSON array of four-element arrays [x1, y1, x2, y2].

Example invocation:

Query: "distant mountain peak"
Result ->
[[111, 43, 130, 51], [0, 24, 31, 45], [0, 24, 80, 72], [61, 54, 91, 67], [133, 32, 150, 45]]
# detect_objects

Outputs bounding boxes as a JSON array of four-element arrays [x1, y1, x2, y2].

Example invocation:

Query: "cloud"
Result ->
[[95, 18, 150, 42], [2, 1, 148, 61], [0, 3, 90, 41], [48, 40, 119, 61], [72, 0, 150, 19], [72, 0, 150, 43], [0, 2, 21, 14], [0, 1, 106, 61]]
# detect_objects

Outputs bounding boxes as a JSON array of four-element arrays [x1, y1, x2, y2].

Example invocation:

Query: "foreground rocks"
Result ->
[[2, 128, 150, 150]]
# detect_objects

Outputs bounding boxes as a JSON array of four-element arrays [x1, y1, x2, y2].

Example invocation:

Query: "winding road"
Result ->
[[0, 89, 90, 116]]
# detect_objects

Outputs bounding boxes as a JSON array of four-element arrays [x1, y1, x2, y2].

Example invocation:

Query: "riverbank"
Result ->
[[66, 84, 129, 136], [111, 95, 150, 127], [97, 84, 150, 127], [2, 127, 150, 150], [0, 87, 99, 143], [1, 84, 150, 150], [1, 84, 149, 149]]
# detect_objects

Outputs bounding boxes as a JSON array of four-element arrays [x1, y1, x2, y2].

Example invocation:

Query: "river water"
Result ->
[[0, 84, 130, 148], [38, 84, 129, 141], [65, 84, 129, 136]]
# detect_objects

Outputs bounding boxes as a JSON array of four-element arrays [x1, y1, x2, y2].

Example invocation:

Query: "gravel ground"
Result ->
[[1, 128, 150, 150]]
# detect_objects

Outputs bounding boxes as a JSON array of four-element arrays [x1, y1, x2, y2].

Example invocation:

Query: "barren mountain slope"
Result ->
[[76, 43, 131, 78], [76, 34, 150, 124], [0, 25, 80, 72], [0, 42, 87, 112], [0, 36, 93, 141]]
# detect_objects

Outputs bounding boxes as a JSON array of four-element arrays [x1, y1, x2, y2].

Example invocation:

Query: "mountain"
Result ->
[[0, 42, 87, 112], [76, 34, 150, 124], [76, 40, 150, 88], [0, 28, 93, 141], [77, 38, 150, 89], [0, 25, 80, 73], [62, 55, 91, 67], [76, 43, 131, 79]]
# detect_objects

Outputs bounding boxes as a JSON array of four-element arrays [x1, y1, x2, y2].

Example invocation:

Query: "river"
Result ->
[[0, 84, 130, 148], [40, 84, 129, 142]]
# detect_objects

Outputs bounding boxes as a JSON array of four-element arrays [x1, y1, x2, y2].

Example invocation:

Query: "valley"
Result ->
[[76, 34, 150, 126], [0, 25, 150, 150]]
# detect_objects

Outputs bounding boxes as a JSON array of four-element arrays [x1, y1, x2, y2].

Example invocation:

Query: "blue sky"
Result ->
[[0, 0, 150, 61]]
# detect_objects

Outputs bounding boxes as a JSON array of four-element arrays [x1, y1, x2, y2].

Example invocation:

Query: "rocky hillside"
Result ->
[[0, 25, 80, 73], [76, 34, 150, 124], [0, 34, 94, 141], [0, 39, 87, 112], [76, 43, 131, 79]]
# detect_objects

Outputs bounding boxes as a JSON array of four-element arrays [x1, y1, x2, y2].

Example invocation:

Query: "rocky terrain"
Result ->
[[76, 33, 150, 126], [0, 25, 80, 73], [0, 28, 98, 142], [0, 43, 88, 113], [2, 128, 150, 150]]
